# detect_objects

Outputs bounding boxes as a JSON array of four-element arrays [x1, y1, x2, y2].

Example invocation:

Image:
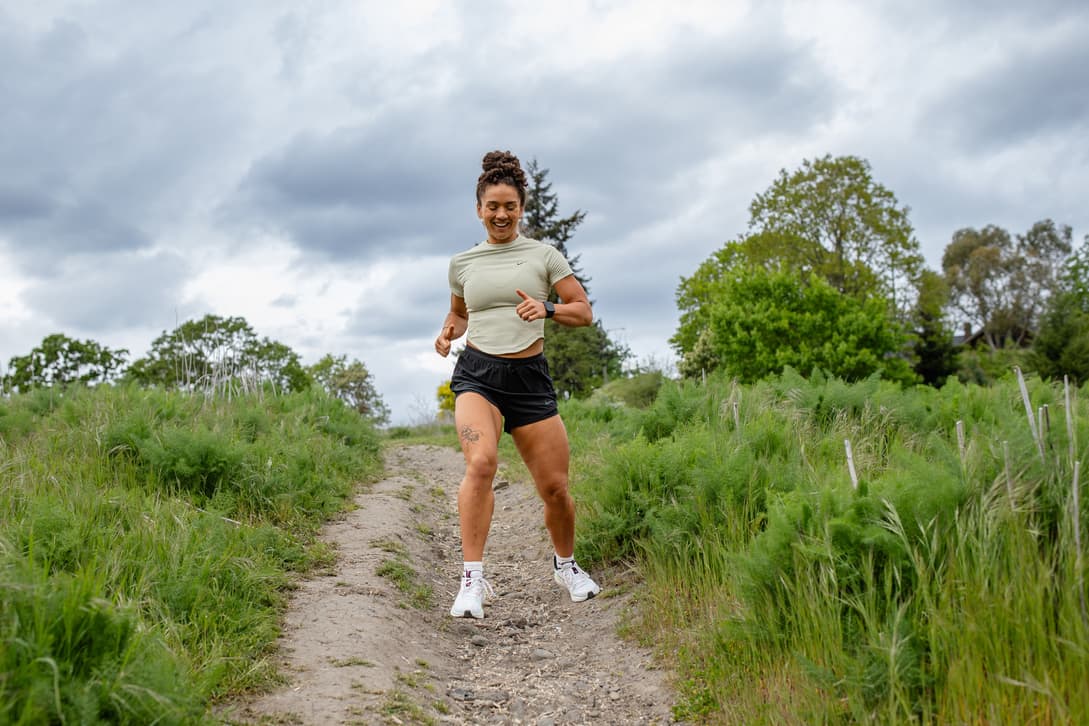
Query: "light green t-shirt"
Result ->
[[448, 235, 574, 355]]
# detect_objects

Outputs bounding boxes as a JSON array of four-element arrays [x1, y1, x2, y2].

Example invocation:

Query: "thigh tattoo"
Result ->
[[460, 425, 481, 444]]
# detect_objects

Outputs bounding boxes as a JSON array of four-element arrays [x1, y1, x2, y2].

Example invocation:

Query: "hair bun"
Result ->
[[475, 150, 528, 204], [482, 150, 520, 172]]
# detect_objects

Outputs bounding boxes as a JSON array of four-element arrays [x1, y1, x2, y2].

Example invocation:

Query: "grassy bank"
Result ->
[[567, 370, 1088, 723], [0, 385, 381, 724]]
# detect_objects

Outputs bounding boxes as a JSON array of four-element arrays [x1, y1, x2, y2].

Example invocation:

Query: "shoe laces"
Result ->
[[463, 574, 495, 598], [557, 562, 588, 583]]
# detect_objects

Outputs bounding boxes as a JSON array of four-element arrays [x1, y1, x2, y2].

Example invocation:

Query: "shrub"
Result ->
[[572, 369, 1089, 720], [0, 552, 201, 724], [0, 384, 382, 720]]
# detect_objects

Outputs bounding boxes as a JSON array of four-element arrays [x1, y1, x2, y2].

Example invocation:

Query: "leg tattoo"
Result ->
[[460, 425, 482, 444]]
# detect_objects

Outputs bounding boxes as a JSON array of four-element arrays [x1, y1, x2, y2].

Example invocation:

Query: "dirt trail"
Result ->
[[229, 444, 676, 725]]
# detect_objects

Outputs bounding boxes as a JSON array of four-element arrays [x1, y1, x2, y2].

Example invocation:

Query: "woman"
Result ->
[[434, 150, 601, 619]]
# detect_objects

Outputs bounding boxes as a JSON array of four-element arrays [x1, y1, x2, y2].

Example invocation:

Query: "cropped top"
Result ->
[[448, 235, 574, 354]]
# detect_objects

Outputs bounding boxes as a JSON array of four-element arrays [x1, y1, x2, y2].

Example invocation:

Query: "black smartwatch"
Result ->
[[543, 301, 555, 318]]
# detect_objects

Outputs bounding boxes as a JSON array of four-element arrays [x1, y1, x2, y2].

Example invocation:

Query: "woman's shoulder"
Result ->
[[451, 240, 489, 262], [515, 236, 561, 255]]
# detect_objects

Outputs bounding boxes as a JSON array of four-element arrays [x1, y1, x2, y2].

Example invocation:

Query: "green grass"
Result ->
[[381, 424, 456, 448], [0, 384, 382, 724], [566, 368, 1089, 723], [376, 559, 433, 610], [379, 690, 434, 725]]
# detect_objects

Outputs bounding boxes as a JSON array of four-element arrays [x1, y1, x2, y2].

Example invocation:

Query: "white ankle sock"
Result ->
[[463, 561, 483, 578], [554, 553, 574, 570]]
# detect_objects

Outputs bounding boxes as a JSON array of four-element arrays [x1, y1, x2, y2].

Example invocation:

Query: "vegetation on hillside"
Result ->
[[564, 370, 1087, 723], [0, 385, 381, 724]]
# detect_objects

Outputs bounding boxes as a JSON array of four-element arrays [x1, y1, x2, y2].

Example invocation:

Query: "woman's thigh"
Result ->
[[511, 414, 570, 494], [454, 392, 503, 468]]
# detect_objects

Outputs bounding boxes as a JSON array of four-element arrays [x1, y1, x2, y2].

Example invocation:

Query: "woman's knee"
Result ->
[[536, 479, 571, 506], [464, 449, 498, 481]]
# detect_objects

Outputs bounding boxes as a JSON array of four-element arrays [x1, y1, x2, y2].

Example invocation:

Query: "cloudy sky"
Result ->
[[2, 1, 1087, 423]]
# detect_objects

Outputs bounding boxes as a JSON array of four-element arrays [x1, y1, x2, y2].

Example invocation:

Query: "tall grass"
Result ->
[[566, 368, 1088, 723], [0, 384, 381, 724]]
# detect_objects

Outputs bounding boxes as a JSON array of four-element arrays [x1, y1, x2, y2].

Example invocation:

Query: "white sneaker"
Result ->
[[553, 559, 601, 602], [450, 571, 494, 619]]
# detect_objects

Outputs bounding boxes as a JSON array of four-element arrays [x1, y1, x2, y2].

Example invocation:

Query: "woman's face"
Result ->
[[477, 183, 523, 243]]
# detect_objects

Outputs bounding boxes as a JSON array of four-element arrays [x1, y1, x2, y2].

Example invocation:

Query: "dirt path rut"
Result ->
[[230, 444, 676, 725]]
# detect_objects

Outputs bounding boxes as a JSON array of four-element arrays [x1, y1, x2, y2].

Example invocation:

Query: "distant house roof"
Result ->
[[953, 326, 1034, 348], [954, 328, 986, 347]]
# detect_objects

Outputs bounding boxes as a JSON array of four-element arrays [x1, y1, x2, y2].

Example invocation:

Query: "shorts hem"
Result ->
[[505, 409, 559, 434], [452, 386, 502, 412]]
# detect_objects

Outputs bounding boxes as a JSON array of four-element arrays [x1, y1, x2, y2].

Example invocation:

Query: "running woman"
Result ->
[[435, 150, 602, 619]]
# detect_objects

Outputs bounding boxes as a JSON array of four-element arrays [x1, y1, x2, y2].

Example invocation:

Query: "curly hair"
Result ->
[[476, 150, 527, 205]]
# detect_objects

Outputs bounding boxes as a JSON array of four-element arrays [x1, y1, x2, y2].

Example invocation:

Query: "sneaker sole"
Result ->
[[570, 588, 600, 603], [554, 571, 601, 602], [450, 608, 484, 619]]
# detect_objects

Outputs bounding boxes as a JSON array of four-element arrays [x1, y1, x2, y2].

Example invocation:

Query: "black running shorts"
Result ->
[[450, 346, 559, 433]]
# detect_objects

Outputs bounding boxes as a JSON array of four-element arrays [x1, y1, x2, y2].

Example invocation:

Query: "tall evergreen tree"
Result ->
[[521, 158, 628, 397], [523, 158, 590, 295], [911, 270, 959, 386]]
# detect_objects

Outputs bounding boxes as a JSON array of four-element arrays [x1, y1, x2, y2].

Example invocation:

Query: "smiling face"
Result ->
[[477, 183, 523, 244]]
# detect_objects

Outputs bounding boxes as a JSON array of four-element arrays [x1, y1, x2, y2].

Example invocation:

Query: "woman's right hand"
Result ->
[[435, 324, 456, 357]]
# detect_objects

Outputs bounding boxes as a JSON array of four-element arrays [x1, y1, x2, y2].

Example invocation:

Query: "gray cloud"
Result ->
[[224, 8, 838, 263], [21, 250, 193, 332], [271, 293, 297, 308], [928, 35, 1089, 150], [342, 256, 451, 340], [880, 0, 1089, 26], [225, 123, 481, 262], [0, 182, 56, 221], [0, 10, 250, 273]]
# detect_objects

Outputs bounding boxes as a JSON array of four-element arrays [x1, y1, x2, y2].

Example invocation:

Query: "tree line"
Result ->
[[1, 315, 390, 422], [671, 154, 1089, 386]]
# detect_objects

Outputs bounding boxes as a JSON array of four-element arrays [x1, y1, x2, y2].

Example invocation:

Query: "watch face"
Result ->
[[544, 301, 555, 318]]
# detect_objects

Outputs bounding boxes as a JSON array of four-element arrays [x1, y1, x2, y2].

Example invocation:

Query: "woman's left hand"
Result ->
[[514, 289, 546, 321]]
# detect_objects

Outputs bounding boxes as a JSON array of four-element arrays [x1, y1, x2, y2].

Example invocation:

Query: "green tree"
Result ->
[[688, 267, 915, 384], [674, 155, 926, 376], [942, 220, 1072, 349], [1030, 292, 1089, 383], [911, 270, 959, 386], [523, 158, 589, 292], [308, 354, 389, 423], [248, 338, 312, 392], [544, 320, 629, 399], [672, 241, 747, 357], [747, 154, 924, 309], [1030, 233, 1089, 383], [521, 157, 629, 396], [126, 314, 309, 392], [1066, 233, 1089, 301], [4, 333, 128, 393]]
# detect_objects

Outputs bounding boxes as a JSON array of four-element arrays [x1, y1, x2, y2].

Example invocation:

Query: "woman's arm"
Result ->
[[515, 275, 593, 327], [435, 294, 469, 357], [552, 275, 593, 326]]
